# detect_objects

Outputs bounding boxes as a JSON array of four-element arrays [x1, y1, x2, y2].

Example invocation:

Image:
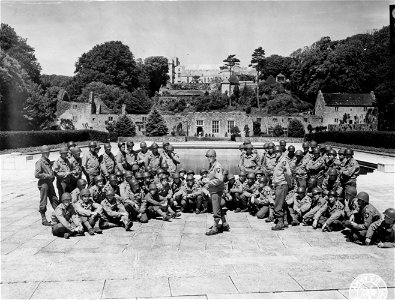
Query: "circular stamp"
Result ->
[[349, 273, 387, 300]]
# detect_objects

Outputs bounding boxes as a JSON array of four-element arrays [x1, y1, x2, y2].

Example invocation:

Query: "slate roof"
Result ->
[[322, 93, 375, 107]]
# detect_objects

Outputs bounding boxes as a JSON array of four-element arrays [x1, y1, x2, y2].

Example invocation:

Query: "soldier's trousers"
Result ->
[[56, 179, 70, 199], [123, 202, 149, 223], [38, 182, 59, 213], [317, 216, 344, 231], [80, 214, 100, 230], [223, 192, 239, 210], [238, 192, 252, 209], [100, 213, 129, 229], [273, 184, 288, 219], [256, 205, 269, 219], [211, 191, 223, 223], [52, 223, 72, 237], [147, 205, 167, 218]]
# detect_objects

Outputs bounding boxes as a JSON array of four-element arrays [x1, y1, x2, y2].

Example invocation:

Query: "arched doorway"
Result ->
[[196, 126, 203, 136]]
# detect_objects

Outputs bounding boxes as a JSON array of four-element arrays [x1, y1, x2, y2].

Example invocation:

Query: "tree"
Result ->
[[273, 124, 284, 137], [244, 124, 250, 137], [143, 56, 169, 97], [107, 115, 136, 137], [145, 108, 168, 136], [220, 54, 240, 76], [307, 124, 313, 133], [253, 121, 261, 136], [230, 125, 241, 141], [124, 89, 153, 114], [288, 119, 305, 137], [74, 41, 140, 95], [250, 47, 266, 108]]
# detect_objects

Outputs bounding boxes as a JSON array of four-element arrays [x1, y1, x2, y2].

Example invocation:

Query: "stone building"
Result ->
[[314, 90, 377, 128]]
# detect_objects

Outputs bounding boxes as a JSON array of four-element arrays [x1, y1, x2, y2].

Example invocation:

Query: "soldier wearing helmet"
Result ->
[[144, 183, 172, 221], [222, 174, 239, 211], [279, 140, 287, 153], [313, 190, 345, 232], [321, 168, 343, 197], [365, 208, 395, 248], [302, 187, 327, 226], [69, 146, 83, 191], [309, 140, 318, 153], [89, 175, 105, 204], [239, 144, 260, 174], [205, 149, 229, 235], [115, 170, 124, 185], [323, 149, 341, 175], [181, 174, 205, 214], [53, 145, 72, 198], [161, 144, 181, 174], [259, 142, 277, 180], [119, 171, 134, 200], [100, 143, 116, 180], [157, 174, 180, 218], [74, 189, 103, 235], [35, 145, 59, 226], [116, 141, 136, 173], [178, 168, 187, 180], [147, 142, 163, 172], [339, 148, 360, 198], [287, 186, 311, 226], [123, 178, 148, 223], [51, 192, 84, 239], [251, 175, 274, 220], [307, 147, 325, 187], [66, 141, 76, 160], [103, 174, 121, 196], [293, 150, 308, 189], [285, 145, 297, 176], [338, 148, 346, 165], [82, 141, 100, 185], [344, 191, 381, 243], [171, 173, 185, 209], [271, 144, 292, 230], [302, 141, 310, 156], [100, 188, 133, 231], [71, 178, 88, 203], [137, 142, 151, 169], [235, 173, 258, 213], [197, 169, 211, 205]]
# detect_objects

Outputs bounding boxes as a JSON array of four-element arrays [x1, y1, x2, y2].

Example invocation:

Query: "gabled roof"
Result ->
[[322, 92, 375, 107]]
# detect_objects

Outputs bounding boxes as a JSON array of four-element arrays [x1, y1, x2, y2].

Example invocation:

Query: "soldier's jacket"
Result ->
[[69, 156, 83, 181], [198, 177, 210, 188], [51, 203, 82, 231], [144, 192, 163, 207], [344, 197, 358, 220], [353, 203, 381, 231], [82, 151, 100, 177], [103, 182, 120, 196], [157, 183, 173, 202], [224, 180, 237, 194], [230, 178, 244, 194], [260, 153, 277, 175], [285, 155, 297, 176], [89, 185, 105, 204], [53, 157, 72, 182], [119, 181, 130, 200], [241, 181, 259, 196], [303, 196, 327, 220], [239, 152, 260, 172], [137, 150, 151, 167], [340, 158, 360, 183], [207, 160, 224, 194], [307, 157, 325, 179], [35, 157, 55, 185], [272, 155, 292, 187], [101, 197, 127, 218], [253, 186, 274, 206], [116, 151, 135, 173], [124, 187, 146, 208], [293, 159, 308, 179], [285, 181, 298, 205], [171, 180, 184, 194], [71, 187, 82, 203], [100, 152, 116, 178], [293, 195, 312, 215], [366, 219, 395, 248], [148, 152, 163, 171], [74, 198, 102, 217], [182, 182, 202, 198], [302, 153, 313, 165], [324, 158, 341, 174], [321, 177, 343, 196], [314, 200, 344, 224], [161, 151, 180, 174]]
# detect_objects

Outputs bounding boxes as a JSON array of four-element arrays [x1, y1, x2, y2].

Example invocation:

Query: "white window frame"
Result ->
[[196, 120, 204, 126], [227, 120, 235, 133], [212, 120, 219, 134], [108, 116, 113, 121]]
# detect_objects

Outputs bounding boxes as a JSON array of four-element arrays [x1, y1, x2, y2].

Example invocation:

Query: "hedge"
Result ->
[[0, 130, 110, 150], [304, 131, 395, 149]]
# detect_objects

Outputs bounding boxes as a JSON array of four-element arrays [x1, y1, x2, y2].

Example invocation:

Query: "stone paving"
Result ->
[[1, 157, 395, 299]]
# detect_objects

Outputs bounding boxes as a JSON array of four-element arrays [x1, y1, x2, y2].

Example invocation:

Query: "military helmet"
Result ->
[[172, 173, 180, 179], [149, 183, 158, 191], [279, 140, 286, 146], [328, 190, 336, 197], [239, 171, 247, 177], [40, 145, 50, 153], [115, 170, 124, 177], [338, 148, 346, 155], [126, 141, 134, 147], [259, 176, 267, 183], [383, 208, 395, 221], [200, 169, 208, 175], [187, 169, 195, 175], [328, 149, 337, 156], [345, 186, 358, 198], [228, 174, 235, 180], [239, 144, 245, 150], [274, 145, 282, 153], [109, 174, 118, 183], [287, 145, 295, 152], [357, 191, 369, 203], [143, 171, 151, 178], [167, 144, 174, 151], [118, 142, 125, 148], [296, 187, 306, 194], [132, 164, 140, 172], [263, 143, 269, 149], [77, 179, 87, 188], [61, 192, 72, 202], [245, 144, 253, 149], [89, 141, 97, 148], [124, 171, 134, 179], [247, 173, 256, 179], [319, 145, 326, 152], [105, 188, 115, 196], [324, 145, 332, 152], [295, 150, 303, 157], [244, 139, 251, 145], [104, 143, 111, 150], [345, 148, 354, 156], [186, 174, 195, 182], [71, 146, 82, 155], [307, 177, 317, 187], [268, 142, 275, 148], [157, 168, 164, 175], [312, 187, 322, 195], [302, 141, 310, 149], [310, 141, 318, 148], [94, 175, 104, 184], [59, 146, 68, 154], [161, 161, 169, 169], [205, 149, 216, 157], [313, 148, 321, 154], [179, 168, 186, 173], [151, 142, 159, 149], [328, 168, 338, 176], [128, 178, 140, 188], [255, 169, 263, 175], [80, 188, 90, 197], [67, 141, 76, 148], [140, 142, 147, 148], [135, 172, 143, 179]]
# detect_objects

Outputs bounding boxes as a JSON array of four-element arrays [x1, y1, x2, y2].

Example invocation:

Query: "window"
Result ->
[[72, 104, 77, 109], [212, 120, 219, 134], [334, 118, 338, 123], [108, 116, 113, 121], [142, 117, 147, 123], [196, 120, 204, 126], [72, 116, 77, 122], [364, 107, 368, 111], [335, 107, 339, 112], [227, 120, 235, 133]]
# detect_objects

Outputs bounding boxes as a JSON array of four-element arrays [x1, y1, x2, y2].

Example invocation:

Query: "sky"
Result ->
[[1, 0, 392, 75]]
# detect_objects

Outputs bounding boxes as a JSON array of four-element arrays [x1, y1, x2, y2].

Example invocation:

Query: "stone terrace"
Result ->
[[1, 157, 394, 299]]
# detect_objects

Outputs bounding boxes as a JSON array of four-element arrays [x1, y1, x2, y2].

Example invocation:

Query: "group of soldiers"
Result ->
[[34, 139, 394, 246]]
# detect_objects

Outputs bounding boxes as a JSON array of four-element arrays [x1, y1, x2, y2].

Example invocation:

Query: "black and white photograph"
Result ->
[[1, 0, 394, 299]]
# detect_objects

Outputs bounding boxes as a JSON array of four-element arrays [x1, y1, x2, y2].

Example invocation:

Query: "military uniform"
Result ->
[[71, 187, 82, 203], [239, 152, 260, 173], [35, 157, 59, 213], [272, 156, 291, 222], [100, 197, 130, 229], [82, 151, 100, 185], [303, 196, 327, 224], [171, 180, 185, 206], [100, 152, 116, 179], [340, 158, 360, 196], [181, 182, 203, 212], [89, 184, 105, 204], [69, 156, 83, 191], [239, 181, 259, 211], [291, 194, 312, 221], [148, 152, 163, 171], [51, 203, 82, 237], [223, 179, 242, 211], [293, 159, 308, 189], [324, 158, 341, 175], [207, 160, 225, 224], [123, 188, 148, 223], [145, 192, 169, 219], [322, 177, 343, 197], [366, 219, 395, 248], [137, 150, 151, 168], [285, 155, 297, 177], [53, 156, 72, 197], [260, 153, 277, 177], [347, 203, 381, 240], [161, 151, 180, 174], [253, 186, 274, 219], [119, 181, 130, 200], [307, 156, 325, 187], [103, 182, 120, 197], [313, 200, 345, 231], [116, 151, 135, 173], [74, 198, 103, 231]]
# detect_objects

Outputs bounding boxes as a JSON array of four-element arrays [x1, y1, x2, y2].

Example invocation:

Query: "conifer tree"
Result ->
[[145, 108, 168, 136], [110, 115, 136, 137]]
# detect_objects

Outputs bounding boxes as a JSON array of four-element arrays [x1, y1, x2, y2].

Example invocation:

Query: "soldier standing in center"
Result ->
[[100, 143, 116, 181], [69, 146, 83, 191], [162, 144, 180, 175], [53, 145, 72, 197], [147, 143, 163, 172], [205, 149, 230, 235], [82, 141, 101, 186], [239, 144, 260, 173], [137, 142, 151, 169]]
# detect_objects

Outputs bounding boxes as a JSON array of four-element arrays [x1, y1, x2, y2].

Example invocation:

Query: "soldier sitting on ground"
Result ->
[[89, 175, 105, 204], [222, 174, 240, 211], [157, 174, 181, 218], [235, 173, 258, 213], [251, 176, 274, 219], [287, 186, 311, 226], [181, 174, 205, 214], [303, 187, 327, 226], [123, 178, 148, 223], [365, 208, 395, 248], [71, 178, 87, 203], [145, 183, 172, 221], [311, 190, 345, 232], [100, 188, 133, 231], [171, 173, 184, 209], [73, 189, 103, 235], [103, 174, 121, 196]]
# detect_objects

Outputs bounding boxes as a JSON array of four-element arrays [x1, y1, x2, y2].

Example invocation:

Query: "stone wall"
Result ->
[[322, 106, 375, 127]]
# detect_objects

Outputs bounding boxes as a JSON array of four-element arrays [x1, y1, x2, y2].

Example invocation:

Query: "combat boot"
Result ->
[[40, 212, 51, 226], [283, 211, 289, 228], [265, 207, 274, 223], [206, 225, 219, 236], [272, 218, 284, 231], [88, 228, 95, 235], [93, 227, 102, 234]]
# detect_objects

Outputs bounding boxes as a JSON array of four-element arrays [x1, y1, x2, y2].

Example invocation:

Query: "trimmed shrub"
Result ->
[[304, 131, 395, 149], [288, 119, 305, 137], [273, 124, 284, 137], [0, 130, 109, 150]]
